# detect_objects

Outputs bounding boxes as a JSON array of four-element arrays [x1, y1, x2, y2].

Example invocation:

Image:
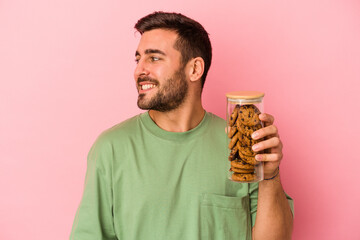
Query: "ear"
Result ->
[[187, 57, 205, 83]]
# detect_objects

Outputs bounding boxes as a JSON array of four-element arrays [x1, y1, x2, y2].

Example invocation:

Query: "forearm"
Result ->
[[252, 174, 293, 240]]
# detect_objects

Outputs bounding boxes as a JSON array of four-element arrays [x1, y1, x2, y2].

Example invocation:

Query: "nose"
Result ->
[[134, 60, 149, 80]]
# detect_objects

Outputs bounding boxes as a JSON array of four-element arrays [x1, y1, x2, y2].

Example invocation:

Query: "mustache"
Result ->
[[137, 76, 160, 85]]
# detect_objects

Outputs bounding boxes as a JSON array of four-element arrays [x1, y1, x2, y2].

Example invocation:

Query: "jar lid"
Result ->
[[226, 91, 265, 99]]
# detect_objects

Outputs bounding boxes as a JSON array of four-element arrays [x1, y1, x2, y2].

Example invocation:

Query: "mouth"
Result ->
[[140, 83, 156, 90], [138, 82, 157, 94]]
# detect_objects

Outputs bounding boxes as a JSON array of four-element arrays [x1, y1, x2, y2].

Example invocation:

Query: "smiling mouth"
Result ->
[[141, 83, 156, 90], [137, 76, 159, 92]]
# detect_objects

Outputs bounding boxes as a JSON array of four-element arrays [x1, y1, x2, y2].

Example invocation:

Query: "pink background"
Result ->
[[1, 0, 359, 239]]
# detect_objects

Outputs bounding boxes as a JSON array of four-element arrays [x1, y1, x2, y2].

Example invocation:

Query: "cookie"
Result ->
[[228, 147, 239, 161], [237, 142, 256, 157], [228, 125, 237, 138], [236, 111, 262, 147], [229, 105, 240, 127], [231, 159, 255, 170], [228, 131, 239, 149], [237, 104, 261, 126], [238, 152, 257, 165], [238, 132, 259, 147], [230, 167, 254, 174], [237, 122, 262, 138], [232, 172, 256, 182]]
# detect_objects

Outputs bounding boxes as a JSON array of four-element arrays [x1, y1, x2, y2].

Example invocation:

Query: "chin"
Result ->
[[137, 99, 151, 110]]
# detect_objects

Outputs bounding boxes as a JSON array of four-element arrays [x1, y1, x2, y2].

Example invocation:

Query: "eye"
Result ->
[[134, 57, 140, 64], [150, 56, 160, 62]]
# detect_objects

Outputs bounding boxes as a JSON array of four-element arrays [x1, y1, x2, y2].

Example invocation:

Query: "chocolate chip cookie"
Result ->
[[232, 172, 256, 182], [231, 159, 255, 170], [237, 104, 261, 126]]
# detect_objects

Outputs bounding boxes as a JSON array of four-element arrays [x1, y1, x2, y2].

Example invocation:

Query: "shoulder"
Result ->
[[89, 113, 143, 153], [86, 114, 143, 165], [202, 112, 227, 141], [97, 114, 142, 142], [207, 112, 226, 124], [206, 112, 226, 130]]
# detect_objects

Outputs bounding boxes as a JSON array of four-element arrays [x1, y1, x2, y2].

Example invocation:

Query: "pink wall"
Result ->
[[1, 0, 359, 239]]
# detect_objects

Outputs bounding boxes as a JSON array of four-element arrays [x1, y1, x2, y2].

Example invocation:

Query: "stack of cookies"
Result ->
[[228, 104, 262, 182]]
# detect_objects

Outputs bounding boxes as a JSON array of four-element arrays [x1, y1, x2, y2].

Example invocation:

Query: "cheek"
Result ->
[[152, 65, 166, 77], [158, 62, 180, 78]]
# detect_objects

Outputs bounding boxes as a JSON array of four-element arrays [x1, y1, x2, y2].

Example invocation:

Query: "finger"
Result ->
[[252, 137, 282, 152], [259, 113, 274, 126], [225, 126, 230, 133], [252, 125, 278, 140], [255, 153, 283, 162], [270, 141, 283, 153]]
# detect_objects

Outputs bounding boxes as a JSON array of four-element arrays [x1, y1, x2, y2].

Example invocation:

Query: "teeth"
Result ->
[[142, 84, 155, 90]]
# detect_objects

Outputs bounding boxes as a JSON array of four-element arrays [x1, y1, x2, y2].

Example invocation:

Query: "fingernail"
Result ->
[[252, 132, 259, 139], [252, 144, 259, 151], [255, 155, 262, 161]]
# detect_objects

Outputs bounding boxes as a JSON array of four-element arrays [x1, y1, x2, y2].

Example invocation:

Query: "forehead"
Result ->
[[137, 29, 179, 54]]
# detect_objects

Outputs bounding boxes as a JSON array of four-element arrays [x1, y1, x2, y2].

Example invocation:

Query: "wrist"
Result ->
[[264, 167, 280, 181]]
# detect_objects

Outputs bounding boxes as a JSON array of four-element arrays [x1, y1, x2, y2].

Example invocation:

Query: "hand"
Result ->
[[251, 113, 282, 179]]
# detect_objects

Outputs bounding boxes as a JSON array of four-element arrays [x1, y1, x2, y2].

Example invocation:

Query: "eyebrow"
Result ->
[[135, 49, 166, 56]]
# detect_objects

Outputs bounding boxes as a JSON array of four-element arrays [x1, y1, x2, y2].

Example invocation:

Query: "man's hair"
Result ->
[[135, 11, 212, 88]]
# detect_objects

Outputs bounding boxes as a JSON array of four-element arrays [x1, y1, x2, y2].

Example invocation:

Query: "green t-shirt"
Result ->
[[70, 112, 293, 240]]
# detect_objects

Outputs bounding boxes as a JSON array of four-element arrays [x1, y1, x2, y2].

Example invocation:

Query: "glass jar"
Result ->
[[226, 91, 265, 183]]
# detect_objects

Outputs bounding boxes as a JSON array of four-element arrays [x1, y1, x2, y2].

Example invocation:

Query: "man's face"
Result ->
[[134, 29, 188, 112]]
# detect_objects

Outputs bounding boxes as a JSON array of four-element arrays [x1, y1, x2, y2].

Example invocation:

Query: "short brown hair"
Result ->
[[135, 11, 212, 88]]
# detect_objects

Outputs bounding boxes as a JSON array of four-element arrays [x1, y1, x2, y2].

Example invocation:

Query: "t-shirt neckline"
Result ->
[[139, 111, 210, 141]]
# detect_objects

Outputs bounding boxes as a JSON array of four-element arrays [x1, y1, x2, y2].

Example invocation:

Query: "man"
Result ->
[[70, 12, 293, 240]]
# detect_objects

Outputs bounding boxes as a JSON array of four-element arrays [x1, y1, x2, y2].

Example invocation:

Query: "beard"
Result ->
[[137, 67, 188, 112]]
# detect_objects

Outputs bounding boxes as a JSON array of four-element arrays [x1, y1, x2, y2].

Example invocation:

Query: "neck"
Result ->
[[148, 98, 205, 132]]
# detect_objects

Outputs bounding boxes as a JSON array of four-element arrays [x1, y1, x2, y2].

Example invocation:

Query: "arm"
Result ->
[[251, 113, 293, 240], [70, 136, 117, 240]]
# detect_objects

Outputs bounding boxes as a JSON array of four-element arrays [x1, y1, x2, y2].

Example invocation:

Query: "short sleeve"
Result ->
[[70, 135, 117, 240]]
